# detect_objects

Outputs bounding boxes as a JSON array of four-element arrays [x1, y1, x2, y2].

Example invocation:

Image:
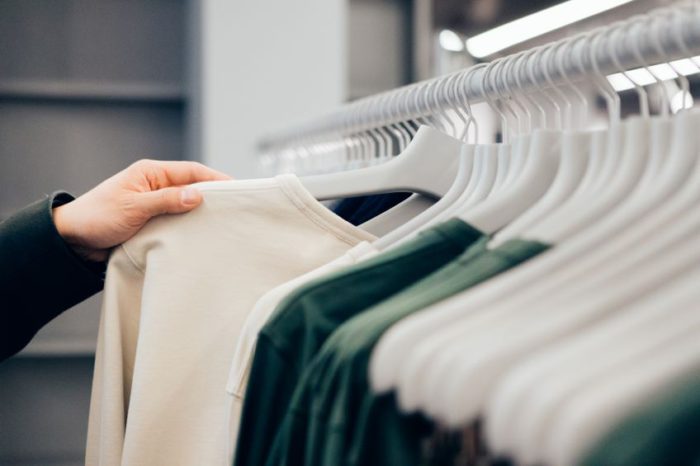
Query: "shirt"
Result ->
[[224, 241, 378, 461], [234, 219, 484, 466], [579, 373, 700, 466], [266, 239, 549, 466], [85, 174, 375, 466]]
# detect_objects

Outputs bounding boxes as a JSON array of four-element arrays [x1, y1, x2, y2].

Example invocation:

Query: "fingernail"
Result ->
[[180, 187, 200, 205]]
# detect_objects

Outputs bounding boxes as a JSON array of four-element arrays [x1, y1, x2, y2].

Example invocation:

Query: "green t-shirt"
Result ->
[[266, 238, 550, 466], [580, 372, 700, 466], [234, 219, 484, 466]]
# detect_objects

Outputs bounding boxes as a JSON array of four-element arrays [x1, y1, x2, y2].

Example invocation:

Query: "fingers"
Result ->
[[133, 160, 231, 188], [138, 186, 204, 217]]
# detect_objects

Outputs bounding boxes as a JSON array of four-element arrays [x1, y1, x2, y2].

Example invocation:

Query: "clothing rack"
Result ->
[[258, 5, 700, 166]]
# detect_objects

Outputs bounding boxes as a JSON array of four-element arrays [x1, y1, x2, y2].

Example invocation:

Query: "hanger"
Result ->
[[438, 17, 700, 426], [489, 264, 700, 464], [490, 41, 591, 246], [456, 48, 563, 234], [297, 78, 464, 200], [361, 73, 470, 236], [370, 66, 485, 249], [412, 60, 509, 233], [425, 14, 694, 421], [369, 12, 691, 409]]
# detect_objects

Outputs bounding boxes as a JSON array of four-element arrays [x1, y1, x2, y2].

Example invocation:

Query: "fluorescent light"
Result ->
[[439, 29, 464, 52], [465, 0, 636, 58], [606, 56, 700, 92]]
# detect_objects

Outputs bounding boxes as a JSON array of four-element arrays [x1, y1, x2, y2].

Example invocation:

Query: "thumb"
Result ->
[[138, 186, 203, 217]]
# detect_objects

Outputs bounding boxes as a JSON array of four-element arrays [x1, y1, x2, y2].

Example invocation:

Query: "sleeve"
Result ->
[[0, 192, 105, 361], [85, 244, 145, 466]]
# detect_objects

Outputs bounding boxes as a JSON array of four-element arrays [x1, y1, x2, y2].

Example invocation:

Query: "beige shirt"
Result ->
[[86, 175, 375, 466], [223, 240, 379, 460]]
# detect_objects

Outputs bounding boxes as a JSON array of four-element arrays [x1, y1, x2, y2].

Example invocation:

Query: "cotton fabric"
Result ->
[[234, 219, 483, 466], [86, 175, 374, 466], [224, 241, 378, 460], [266, 239, 549, 466]]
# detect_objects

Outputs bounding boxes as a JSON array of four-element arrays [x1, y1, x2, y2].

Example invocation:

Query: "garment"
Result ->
[[86, 175, 374, 466], [224, 240, 379, 460], [333, 193, 412, 226], [234, 219, 483, 466], [267, 239, 549, 466], [579, 372, 700, 466], [0, 192, 104, 361]]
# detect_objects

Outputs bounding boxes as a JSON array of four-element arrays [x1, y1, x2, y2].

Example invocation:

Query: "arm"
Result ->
[[0, 160, 230, 361]]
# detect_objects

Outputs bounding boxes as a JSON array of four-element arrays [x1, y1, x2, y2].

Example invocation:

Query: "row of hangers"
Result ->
[[263, 3, 700, 465]]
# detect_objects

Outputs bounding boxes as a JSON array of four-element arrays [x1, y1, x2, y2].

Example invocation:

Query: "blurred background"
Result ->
[[0, 0, 677, 464]]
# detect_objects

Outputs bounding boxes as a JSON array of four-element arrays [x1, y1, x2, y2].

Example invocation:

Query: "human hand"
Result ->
[[53, 159, 231, 263]]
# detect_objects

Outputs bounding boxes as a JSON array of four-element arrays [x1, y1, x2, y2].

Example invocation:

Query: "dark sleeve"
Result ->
[[0, 192, 105, 362]]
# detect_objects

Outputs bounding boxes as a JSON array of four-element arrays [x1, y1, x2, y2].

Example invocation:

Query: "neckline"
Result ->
[[276, 174, 377, 246]]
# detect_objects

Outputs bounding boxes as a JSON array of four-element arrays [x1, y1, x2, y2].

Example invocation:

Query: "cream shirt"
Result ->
[[223, 241, 379, 460], [86, 175, 375, 466]]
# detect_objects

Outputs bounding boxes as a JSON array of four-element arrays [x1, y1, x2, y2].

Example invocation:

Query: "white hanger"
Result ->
[[455, 48, 563, 234], [362, 71, 476, 237], [436, 204, 700, 427], [298, 78, 464, 200], [369, 13, 692, 410], [371, 66, 486, 249], [368, 8, 697, 409], [491, 42, 591, 245], [490, 268, 700, 464], [409, 62, 505, 233], [524, 23, 651, 243]]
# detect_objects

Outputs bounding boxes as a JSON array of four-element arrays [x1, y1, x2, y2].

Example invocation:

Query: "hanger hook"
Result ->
[[459, 64, 484, 143], [589, 27, 622, 123], [529, 45, 562, 130], [609, 24, 650, 118], [542, 44, 570, 130], [563, 33, 591, 128]]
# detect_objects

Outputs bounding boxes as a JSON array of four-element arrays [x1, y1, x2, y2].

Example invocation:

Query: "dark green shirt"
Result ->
[[580, 372, 700, 466], [0, 193, 104, 361], [234, 219, 484, 466], [266, 238, 549, 466]]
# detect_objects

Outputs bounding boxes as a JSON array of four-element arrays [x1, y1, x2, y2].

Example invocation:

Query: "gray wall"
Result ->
[[0, 1, 187, 465]]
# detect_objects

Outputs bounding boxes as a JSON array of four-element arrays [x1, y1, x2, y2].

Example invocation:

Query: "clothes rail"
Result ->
[[258, 5, 700, 154]]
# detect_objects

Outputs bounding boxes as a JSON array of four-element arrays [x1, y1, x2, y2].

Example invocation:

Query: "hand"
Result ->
[[53, 159, 231, 262]]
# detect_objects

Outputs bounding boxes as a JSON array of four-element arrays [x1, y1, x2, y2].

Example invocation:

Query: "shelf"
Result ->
[[0, 80, 186, 103]]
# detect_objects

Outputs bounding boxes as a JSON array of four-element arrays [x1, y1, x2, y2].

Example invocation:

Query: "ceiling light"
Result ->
[[466, 0, 636, 59], [439, 29, 465, 52], [606, 56, 700, 92]]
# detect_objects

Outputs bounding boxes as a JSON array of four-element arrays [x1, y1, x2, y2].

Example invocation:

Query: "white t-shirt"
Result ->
[[85, 175, 375, 466], [223, 240, 379, 460]]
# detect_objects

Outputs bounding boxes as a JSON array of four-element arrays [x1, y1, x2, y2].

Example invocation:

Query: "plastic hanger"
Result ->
[[298, 78, 463, 200], [371, 66, 485, 249], [524, 23, 651, 243], [457, 48, 563, 234], [491, 268, 700, 464], [436, 199, 700, 427], [408, 63, 504, 232], [541, 279, 700, 466], [360, 81, 455, 236], [361, 71, 477, 235], [426, 67, 698, 420], [369, 9, 694, 401], [491, 42, 591, 245], [369, 14, 686, 406]]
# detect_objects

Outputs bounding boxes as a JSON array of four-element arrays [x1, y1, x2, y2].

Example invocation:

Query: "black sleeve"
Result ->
[[0, 192, 105, 362]]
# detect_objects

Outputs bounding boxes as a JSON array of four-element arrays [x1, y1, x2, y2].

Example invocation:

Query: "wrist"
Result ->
[[53, 202, 108, 263]]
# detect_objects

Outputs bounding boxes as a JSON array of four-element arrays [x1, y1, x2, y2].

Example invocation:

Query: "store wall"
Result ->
[[196, 0, 347, 178]]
